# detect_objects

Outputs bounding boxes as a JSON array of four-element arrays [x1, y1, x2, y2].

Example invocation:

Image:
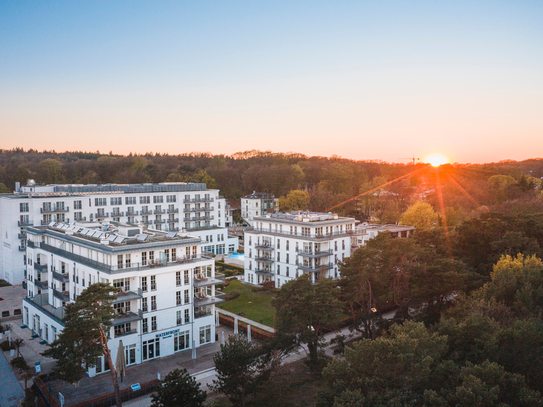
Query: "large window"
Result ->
[[151, 295, 157, 311], [142, 276, 148, 292], [174, 331, 190, 352], [177, 310, 182, 325], [199, 325, 211, 345], [151, 316, 157, 331], [151, 275, 156, 291], [176, 271, 181, 286], [125, 344, 136, 365], [142, 338, 160, 360]]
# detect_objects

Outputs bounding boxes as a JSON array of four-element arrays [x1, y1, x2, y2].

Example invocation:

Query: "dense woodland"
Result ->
[[1, 148, 543, 224]]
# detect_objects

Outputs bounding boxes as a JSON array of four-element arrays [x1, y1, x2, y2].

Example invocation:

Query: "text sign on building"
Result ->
[[156, 328, 180, 339]]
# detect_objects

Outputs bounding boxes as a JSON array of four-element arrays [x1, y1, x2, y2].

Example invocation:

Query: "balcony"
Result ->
[[154, 209, 166, 215], [296, 262, 334, 273], [40, 206, 69, 214], [112, 310, 143, 326], [114, 329, 138, 338], [53, 289, 70, 301], [255, 256, 274, 264], [246, 227, 365, 241], [18, 245, 26, 251], [18, 232, 27, 240], [167, 208, 179, 214], [194, 309, 213, 319], [194, 273, 225, 288], [114, 288, 143, 303], [254, 268, 274, 276], [24, 294, 65, 324], [141, 219, 153, 225], [34, 263, 48, 272], [154, 219, 166, 224], [35, 280, 49, 290], [27, 240, 37, 248], [126, 210, 139, 216], [167, 218, 179, 223], [140, 209, 153, 215], [297, 249, 334, 258], [18, 220, 33, 227], [52, 270, 70, 283], [255, 243, 274, 250], [194, 293, 225, 307], [183, 197, 214, 203], [192, 215, 214, 222], [95, 212, 109, 219], [185, 225, 218, 232], [111, 212, 124, 217]]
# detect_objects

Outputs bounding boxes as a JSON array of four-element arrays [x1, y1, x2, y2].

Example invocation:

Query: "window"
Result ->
[[277, 239, 280, 249], [143, 318, 148, 333], [125, 196, 136, 205], [151, 316, 157, 331], [114, 301, 131, 314], [177, 310, 182, 325], [165, 249, 170, 262], [167, 195, 176, 203], [143, 338, 160, 360], [342, 240, 345, 250], [44, 323, 48, 341], [172, 248, 176, 259], [110, 197, 122, 205], [113, 278, 130, 292], [184, 289, 189, 304], [142, 297, 148, 312], [176, 271, 181, 286], [140, 196, 150, 204], [176, 291, 182, 306], [114, 323, 131, 337], [151, 295, 157, 311], [153, 195, 164, 203], [335, 241, 338, 251], [96, 357, 102, 373], [277, 253, 280, 262], [149, 251, 154, 263], [151, 275, 156, 291], [117, 255, 123, 270], [184, 270, 189, 285], [142, 276, 148, 292], [95, 198, 107, 206], [286, 240, 289, 250], [125, 254, 131, 268], [185, 309, 190, 324], [142, 252, 147, 266], [277, 265, 280, 275], [174, 331, 190, 352], [125, 344, 136, 365], [20, 202, 29, 212], [199, 325, 211, 345], [286, 254, 289, 263], [286, 267, 289, 277]]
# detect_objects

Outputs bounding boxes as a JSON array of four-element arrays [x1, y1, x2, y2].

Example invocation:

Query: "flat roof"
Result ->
[[254, 211, 355, 224]]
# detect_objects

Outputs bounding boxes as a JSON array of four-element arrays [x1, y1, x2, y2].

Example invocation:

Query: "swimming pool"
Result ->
[[226, 253, 245, 260]]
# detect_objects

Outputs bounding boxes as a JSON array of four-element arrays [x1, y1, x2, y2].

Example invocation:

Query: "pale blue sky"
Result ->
[[1, 1, 542, 163]]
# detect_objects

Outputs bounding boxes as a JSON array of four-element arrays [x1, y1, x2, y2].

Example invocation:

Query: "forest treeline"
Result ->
[[1, 148, 542, 221]]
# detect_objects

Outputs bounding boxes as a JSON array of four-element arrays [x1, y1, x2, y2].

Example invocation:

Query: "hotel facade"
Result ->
[[24, 221, 224, 376], [0, 182, 238, 285]]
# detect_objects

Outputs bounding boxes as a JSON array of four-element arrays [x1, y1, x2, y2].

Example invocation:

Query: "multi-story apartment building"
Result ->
[[240, 192, 278, 226], [23, 221, 224, 376], [244, 211, 364, 287], [0, 182, 238, 285]]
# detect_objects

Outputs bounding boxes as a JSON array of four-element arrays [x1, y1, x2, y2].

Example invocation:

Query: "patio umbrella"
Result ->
[[115, 340, 126, 382]]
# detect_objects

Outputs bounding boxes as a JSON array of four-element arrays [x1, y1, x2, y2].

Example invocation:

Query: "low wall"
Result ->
[[219, 314, 274, 341]]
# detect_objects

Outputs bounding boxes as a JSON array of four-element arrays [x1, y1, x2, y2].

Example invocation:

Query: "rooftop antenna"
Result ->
[[398, 155, 420, 165]]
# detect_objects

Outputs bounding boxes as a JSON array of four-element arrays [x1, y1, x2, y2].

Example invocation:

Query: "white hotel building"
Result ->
[[24, 221, 224, 376], [244, 211, 365, 287], [0, 182, 238, 285]]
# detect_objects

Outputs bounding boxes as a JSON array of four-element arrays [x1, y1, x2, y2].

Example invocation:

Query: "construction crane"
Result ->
[[398, 155, 420, 165]]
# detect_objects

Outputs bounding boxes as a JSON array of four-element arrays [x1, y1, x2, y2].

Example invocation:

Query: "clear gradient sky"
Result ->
[[1, 1, 542, 163]]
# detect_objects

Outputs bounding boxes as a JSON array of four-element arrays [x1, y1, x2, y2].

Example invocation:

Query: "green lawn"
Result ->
[[217, 279, 276, 327]]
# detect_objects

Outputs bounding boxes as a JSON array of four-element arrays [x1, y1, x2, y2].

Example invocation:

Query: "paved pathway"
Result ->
[[0, 347, 25, 407], [217, 308, 275, 333]]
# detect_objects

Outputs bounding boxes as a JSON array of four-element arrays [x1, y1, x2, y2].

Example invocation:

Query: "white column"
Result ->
[[216, 310, 220, 327], [247, 325, 251, 342], [234, 318, 238, 334], [221, 331, 225, 345], [192, 340, 196, 360]]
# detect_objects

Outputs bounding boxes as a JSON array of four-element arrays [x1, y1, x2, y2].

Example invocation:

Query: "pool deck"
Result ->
[[223, 254, 244, 267]]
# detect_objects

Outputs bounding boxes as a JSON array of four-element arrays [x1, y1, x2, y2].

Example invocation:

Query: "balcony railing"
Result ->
[[52, 270, 70, 283], [297, 249, 334, 258], [191, 215, 214, 221], [39, 242, 211, 275], [18, 232, 27, 240], [254, 268, 274, 276], [35, 280, 49, 290], [183, 197, 214, 203], [154, 209, 166, 214], [126, 210, 139, 216], [34, 263, 48, 272], [255, 243, 274, 250], [194, 273, 225, 288], [18, 220, 33, 227], [140, 209, 153, 215], [296, 262, 334, 273], [141, 219, 153, 225], [114, 288, 143, 303], [18, 245, 26, 251], [167, 208, 179, 214], [246, 227, 363, 240], [185, 225, 218, 231], [27, 240, 37, 248], [194, 293, 226, 307], [194, 309, 213, 319], [154, 219, 166, 224], [114, 329, 138, 338], [167, 218, 179, 223], [95, 212, 109, 218], [41, 206, 69, 214], [112, 310, 143, 326], [255, 256, 274, 263], [53, 289, 70, 301], [111, 212, 124, 217]]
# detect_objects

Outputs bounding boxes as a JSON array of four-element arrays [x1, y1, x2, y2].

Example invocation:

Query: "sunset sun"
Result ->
[[424, 153, 451, 167]]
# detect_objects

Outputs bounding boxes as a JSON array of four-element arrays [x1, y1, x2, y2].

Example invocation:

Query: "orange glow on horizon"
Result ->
[[424, 153, 451, 167]]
